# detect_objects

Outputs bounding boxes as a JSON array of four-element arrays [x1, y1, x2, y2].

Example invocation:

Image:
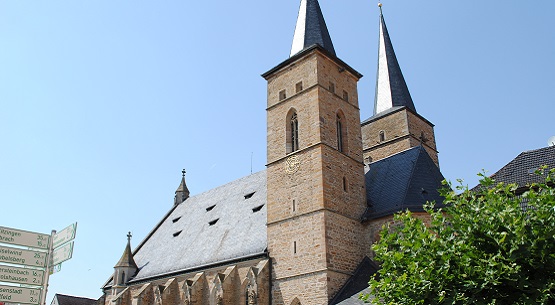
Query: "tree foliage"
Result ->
[[364, 169, 555, 304]]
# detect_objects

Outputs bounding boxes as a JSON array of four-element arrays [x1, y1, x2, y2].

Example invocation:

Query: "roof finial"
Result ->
[[182, 169, 186, 178], [378, 2, 383, 14], [127, 231, 132, 242]]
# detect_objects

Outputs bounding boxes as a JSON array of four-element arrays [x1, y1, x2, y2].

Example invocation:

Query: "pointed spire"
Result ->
[[374, 5, 416, 115], [174, 169, 190, 205], [290, 0, 336, 57], [114, 232, 138, 269]]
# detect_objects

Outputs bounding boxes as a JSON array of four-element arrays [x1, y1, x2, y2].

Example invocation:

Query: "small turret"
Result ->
[[174, 169, 190, 205], [112, 232, 138, 295]]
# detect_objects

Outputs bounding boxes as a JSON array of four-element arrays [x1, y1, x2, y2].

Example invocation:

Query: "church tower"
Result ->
[[263, 0, 367, 304], [361, 7, 439, 166]]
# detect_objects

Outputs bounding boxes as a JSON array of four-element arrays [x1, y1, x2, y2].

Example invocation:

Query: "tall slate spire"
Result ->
[[374, 7, 416, 115], [290, 0, 336, 57]]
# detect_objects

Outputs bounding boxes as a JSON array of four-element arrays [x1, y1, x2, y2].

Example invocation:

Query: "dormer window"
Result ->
[[209, 219, 219, 226]]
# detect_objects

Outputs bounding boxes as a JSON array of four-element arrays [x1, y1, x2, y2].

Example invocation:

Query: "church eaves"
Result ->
[[374, 7, 416, 115], [290, 0, 336, 57]]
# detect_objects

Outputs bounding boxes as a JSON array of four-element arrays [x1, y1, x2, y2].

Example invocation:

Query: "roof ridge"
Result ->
[[187, 170, 266, 201], [368, 145, 420, 165]]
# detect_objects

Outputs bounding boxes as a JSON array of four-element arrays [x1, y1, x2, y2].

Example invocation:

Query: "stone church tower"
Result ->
[[361, 7, 439, 167], [263, 0, 367, 303]]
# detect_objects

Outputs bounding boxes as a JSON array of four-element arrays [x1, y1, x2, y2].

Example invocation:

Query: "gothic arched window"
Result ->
[[287, 110, 299, 153]]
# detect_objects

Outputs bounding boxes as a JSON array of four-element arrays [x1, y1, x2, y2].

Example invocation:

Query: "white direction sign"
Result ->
[[0, 284, 41, 305], [52, 242, 73, 265], [0, 227, 49, 250], [50, 264, 61, 275], [52, 223, 76, 249], [0, 265, 44, 286], [0, 246, 47, 268]]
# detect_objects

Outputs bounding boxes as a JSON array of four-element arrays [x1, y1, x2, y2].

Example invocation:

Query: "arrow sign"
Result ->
[[0, 284, 41, 305], [0, 246, 47, 268], [0, 265, 44, 286], [0, 227, 49, 250], [50, 264, 61, 275], [52, 223, 77, 249], [52, 242, 73, 265]]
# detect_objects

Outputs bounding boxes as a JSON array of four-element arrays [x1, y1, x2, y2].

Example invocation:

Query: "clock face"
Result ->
[[285, 155, 301, 174]]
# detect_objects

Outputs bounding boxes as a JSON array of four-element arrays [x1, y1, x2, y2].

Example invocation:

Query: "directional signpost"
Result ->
[[0, 223, 77, 305], [52, 224, 76, 250], [0, 246, 47, 268], [52, 242, 73, 266], [0, 227, 50, 250], [0, 265, 44, 286], [0, 284, 41, 305]]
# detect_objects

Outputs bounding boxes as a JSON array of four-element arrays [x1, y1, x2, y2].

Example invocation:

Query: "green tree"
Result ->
[[364, 169, 555, 305]]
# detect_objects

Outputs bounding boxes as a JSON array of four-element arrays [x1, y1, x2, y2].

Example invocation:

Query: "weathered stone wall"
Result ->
[[102, 259, 269, 305], [361, 108, 439, 167]]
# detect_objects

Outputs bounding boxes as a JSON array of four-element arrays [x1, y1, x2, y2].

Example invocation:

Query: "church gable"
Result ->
[[364, 146, 445, 220]]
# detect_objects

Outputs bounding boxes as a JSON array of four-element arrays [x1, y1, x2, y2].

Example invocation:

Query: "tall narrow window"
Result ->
[[379, 130, 385, 142], [296, 81, 303, 93], [120, 271, 125, 284], [329, 82, 335, 93], [336, 115, 343, 152], [279, 89, 287, 101], [290, 113, 299, 152], [343, 90, 349, 102]]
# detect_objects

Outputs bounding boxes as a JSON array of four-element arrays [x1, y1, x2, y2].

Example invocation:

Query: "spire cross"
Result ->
[[127, 232, 132, 242]]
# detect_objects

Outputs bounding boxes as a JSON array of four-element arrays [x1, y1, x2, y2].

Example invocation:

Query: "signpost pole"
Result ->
[[40, 230, 55, 305]]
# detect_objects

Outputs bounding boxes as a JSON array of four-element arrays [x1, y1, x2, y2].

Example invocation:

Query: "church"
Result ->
[[99, 0, 446, 304]]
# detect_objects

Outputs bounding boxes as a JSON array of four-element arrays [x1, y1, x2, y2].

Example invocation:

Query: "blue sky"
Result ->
[[1, 0, 554, 302]]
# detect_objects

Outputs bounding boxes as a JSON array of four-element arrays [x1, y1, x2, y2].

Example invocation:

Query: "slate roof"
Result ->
[[104, 170, 267, 286], [330, 257, 379, 305], [290, 0, 335, 57], [51, 294, 97, 305], [364, 146, 445, 220], [472, 146, 555, 192], [373, 11, 416, 115]]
